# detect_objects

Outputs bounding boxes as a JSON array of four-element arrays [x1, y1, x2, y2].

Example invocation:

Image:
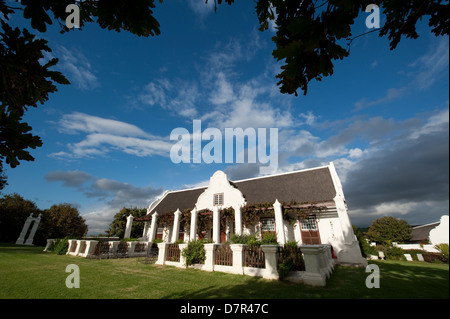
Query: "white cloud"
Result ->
[[354, 87, 408, 111], [409, 108, 449, 139], [410, 37, 449, 90], [299, 111, 317, 126], [209, 72, 235, 106], [137, 78, 199, 118], [354, 37, 449, 112], [51, 112, 172, 159], [67, 133, 172, 158], [58, 112, 152, 138], [187, 0, 215, 18], [45, 170, 164, 235], [55, 45, 99, 90]]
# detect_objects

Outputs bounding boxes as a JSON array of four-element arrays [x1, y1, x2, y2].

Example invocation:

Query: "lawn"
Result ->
[[0, 243, 448, 299]]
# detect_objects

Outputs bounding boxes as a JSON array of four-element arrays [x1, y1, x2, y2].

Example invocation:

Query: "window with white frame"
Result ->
[[213, 193, 224, 206], [300, 215, 318, 231], [261, 218, 275, 232]]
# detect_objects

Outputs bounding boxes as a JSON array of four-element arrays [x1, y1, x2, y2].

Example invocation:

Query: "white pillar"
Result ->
[[261, 245, 279, 280], [124, 214, 134, 239], [212, 206, 220, 244], [301, 245, 327, 287], [148, 212, 158, 242], [16, 214, 34, 245], [156, 242, 168, 265], [171, 209, 182, 243], [230, 244, 245, 275], [24, 214, 41, 245], [274, 199, 286, 245], [190, 207, 198, 240], [234, 205, 242, 235]]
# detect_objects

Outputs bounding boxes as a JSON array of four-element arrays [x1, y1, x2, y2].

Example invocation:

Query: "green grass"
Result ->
[[0, 243, 448, 299]]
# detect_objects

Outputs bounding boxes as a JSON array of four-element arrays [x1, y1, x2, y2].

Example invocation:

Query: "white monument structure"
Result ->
[[16, 213, 42, 245], [124, 214, 134, 239]]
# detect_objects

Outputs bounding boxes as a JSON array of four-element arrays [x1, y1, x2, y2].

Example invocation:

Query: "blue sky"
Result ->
[[3, 0, 449, 234]]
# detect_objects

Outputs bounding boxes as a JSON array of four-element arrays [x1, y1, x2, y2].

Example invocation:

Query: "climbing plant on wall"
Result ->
[[241, 202, 275, 228], [157, 211, 174, 229], [196, 209, 213, 237], [219, 206, 235, 234], [281, 201, 327, 225]]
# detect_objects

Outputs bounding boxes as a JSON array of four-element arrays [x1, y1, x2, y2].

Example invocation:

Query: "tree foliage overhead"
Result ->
[[0, 0, 448, 174], [252, 0, 449, 96], [0, 21, 69, 168], [0, 0, 163, 174]]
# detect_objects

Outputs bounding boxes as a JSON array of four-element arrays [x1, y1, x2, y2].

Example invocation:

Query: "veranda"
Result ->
[[55, 238, 335, 287]]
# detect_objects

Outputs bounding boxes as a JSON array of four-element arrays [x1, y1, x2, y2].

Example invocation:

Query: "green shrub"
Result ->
[[385, 246, 405, 261], [52, 237, 70, 255], [181, 240, 206, 266], [354, 226, 377, 257], [435, 244, 449, 263], [278, 261, 291, 280], [278, 241, 305, 280], [260, 232, 278, 245], [230, 233, 278, 246], [230, 234, 257, 245]]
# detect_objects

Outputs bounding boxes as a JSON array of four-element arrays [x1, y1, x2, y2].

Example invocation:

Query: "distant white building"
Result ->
[[429, 215, 449, 246], [394, 215, 449, 253], [139, 163, 367, 266]]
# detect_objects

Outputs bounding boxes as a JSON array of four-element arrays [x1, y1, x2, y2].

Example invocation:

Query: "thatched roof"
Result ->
[[146, 166, 337, 217], [410, 222, 440, 243]]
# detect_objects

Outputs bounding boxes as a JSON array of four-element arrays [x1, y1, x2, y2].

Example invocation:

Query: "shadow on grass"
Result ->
[[373, 261, 449, 298], [160, 262, 448, 299]]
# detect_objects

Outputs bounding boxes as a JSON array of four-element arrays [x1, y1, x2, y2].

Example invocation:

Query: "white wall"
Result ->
[[195, 171, 246, 211], [429, 215, 449, 245]]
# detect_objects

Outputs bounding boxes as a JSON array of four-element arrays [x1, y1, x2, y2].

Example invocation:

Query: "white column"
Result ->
[[24, 214, 41, 245], [16, 214, 33, 245], [203, 243, 216, 272], [148, 212, 158, 242], [234, 205, 242, 235], [171, 209, 182, 243], [273, 199, 286, 245], [155, 242, 168, 265], [190, 207, 198, 241], [230, 244, 245, 275], [212, 206, 220, 244], [261, 245, 279, 280], [124, 214, 134, 239]]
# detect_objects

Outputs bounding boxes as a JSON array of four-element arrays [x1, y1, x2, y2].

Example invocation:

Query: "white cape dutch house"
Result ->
[[141, 163, 366, 266]]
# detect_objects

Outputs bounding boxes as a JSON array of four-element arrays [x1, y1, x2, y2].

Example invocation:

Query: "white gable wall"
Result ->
[[195, 171, 246, 211]]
